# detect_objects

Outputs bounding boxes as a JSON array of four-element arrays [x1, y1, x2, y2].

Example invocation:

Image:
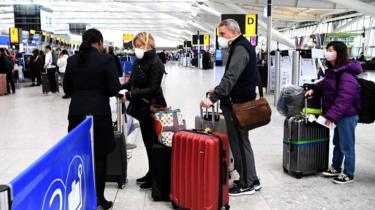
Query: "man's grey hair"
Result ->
[[218, 19, 241, 34]]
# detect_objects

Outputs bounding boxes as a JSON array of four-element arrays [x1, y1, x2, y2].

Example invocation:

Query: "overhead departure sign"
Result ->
[[123, 34, 134, 42], [9, 27, 21, 44], [221, 14, 258, 46], [221, 14, 258, 37], [245, 14, 257, 37], [204, 34, 210, 46]]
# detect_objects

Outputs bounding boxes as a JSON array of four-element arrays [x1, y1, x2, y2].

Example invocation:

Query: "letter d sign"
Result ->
[[245, 14, 257, 37]]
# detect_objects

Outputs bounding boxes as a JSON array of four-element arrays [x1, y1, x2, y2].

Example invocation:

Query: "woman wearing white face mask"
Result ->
[[121, 32, 167, 190]]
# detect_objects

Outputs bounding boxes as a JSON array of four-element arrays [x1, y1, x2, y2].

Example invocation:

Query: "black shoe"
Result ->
[[233, 179, 262, 191], [97, 199, 113, 210], [229, 184, 255, 196], [139, 181, 152, 191], [136, 174, 150, 184], [252, 180, 262, 191], [332, 173, 354, 184], [30, 84, 35, 87], [322, 167, 341, 177]]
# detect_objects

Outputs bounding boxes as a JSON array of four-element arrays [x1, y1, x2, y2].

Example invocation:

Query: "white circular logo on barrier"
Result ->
[[42, 155, 86, 210]]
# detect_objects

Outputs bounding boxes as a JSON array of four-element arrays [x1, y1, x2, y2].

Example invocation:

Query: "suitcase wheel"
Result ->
[[171, 202, 179, 209], [224, 204, 230, 210], [295, 172, 303, 179], [117, 182, 126, 189], [283, 167, 288, 173]]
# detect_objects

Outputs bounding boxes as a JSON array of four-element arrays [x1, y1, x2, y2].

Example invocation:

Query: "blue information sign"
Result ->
[[215, 49, 223, 61]]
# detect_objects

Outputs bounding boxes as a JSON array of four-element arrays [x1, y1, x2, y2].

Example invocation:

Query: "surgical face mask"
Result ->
[[325, 51, 336, 62], [218, 37, 229, 49], [134, 32, 150, 59], [134, 48, 145, 59]]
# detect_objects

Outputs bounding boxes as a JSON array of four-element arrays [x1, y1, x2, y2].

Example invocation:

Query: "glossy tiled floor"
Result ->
[[1, 63, 375, 210]]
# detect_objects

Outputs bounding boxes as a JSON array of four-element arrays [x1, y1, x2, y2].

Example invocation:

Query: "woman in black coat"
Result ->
[[30, 49, 43, 86], [63, 29, 121, 210], [122, 32, 167, 190]]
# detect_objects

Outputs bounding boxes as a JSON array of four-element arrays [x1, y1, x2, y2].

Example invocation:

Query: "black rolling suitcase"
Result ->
[[41, 72, 50, 94], [283, 100, 329, 178], [106, 98, 128, 189], [54, 70, 60, 93], [151, 144, 171, 201]]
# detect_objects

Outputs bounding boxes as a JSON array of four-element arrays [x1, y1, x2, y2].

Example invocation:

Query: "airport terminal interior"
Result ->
[[1, 0, 375, 210]]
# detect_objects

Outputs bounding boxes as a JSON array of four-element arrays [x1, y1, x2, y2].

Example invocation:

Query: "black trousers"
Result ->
[[6, 72, 15, 94], [31, 69, 41, 85], [139, 113, 157, 180], [95, 155, 108, 201], [47, 68, 58, 92], [68, 116, 114, 202]]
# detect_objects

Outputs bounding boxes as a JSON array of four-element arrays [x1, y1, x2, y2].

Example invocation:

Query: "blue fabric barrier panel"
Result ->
[[10, 117, 96, 210]]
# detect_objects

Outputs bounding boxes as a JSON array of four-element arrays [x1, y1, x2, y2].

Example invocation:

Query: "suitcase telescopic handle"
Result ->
[[200, 104, 216, 129], [304, 98, 308, 124], [116, 97, 124, 133]]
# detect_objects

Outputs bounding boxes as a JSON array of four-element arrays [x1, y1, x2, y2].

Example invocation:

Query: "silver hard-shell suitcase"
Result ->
[[282, 100, 330, 178]]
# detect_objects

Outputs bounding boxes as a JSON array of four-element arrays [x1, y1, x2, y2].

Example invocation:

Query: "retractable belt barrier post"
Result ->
[[0, 185, 11, 210], [5, 117, 96, 210]]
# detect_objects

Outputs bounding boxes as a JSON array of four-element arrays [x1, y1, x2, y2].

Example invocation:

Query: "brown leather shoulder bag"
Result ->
[[231, 81, 272, 131]]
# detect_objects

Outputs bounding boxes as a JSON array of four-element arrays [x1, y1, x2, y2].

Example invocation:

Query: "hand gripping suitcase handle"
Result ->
[[200, 104, 216, 129]]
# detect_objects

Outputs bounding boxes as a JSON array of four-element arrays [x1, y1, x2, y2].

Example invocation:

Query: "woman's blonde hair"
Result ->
[[132, 32, 155, 50]]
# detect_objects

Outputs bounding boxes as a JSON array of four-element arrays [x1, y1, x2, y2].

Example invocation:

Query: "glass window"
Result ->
[[369, 29, 375, 46], [364, 17, 370, 28], [329, 23, 334, 33]]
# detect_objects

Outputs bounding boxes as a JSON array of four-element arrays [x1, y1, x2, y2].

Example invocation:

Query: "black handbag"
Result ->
[[126, 98, 150, 121]]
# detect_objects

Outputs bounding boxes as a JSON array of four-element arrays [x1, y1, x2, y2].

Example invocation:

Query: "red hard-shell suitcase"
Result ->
[[171, 130, 230, 210]]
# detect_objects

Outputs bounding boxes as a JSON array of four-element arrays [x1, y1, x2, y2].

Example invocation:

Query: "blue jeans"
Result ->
[[332, 115, 358, 177]]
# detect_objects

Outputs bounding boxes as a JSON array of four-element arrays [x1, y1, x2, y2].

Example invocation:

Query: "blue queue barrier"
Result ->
[[1, 117, 96, 210]]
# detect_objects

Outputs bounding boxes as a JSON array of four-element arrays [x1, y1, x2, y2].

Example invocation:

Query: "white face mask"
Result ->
[[218, 37, 229, 49], [133, 32, 150, 60], [134, 48, 145, 59], [324, 51, 336, 62]]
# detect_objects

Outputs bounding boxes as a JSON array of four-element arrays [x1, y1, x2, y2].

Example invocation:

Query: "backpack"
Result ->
[[337, 73, 375, 123], [356, 78, 375, 123]]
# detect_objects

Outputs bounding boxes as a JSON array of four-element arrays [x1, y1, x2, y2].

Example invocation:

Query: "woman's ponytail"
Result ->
[[78, 40, 91, 63]]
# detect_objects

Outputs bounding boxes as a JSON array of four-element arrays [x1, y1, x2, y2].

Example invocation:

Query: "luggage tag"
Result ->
[[307, 114, 317, 123]]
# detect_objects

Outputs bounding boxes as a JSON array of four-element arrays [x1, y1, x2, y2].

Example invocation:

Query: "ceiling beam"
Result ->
[[326, 0, 375, 17]]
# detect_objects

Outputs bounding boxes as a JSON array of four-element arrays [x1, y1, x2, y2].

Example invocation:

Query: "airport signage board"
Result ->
[[9, 117, 96, 210], [221, 14, 258, 37], [9, 28, 21, 44], [204, 34, 210, 46], [192, 34, 210, 47], [244, 14, 257, 37], [220, 14, 258, 47], [123, 34, 134, 42]]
